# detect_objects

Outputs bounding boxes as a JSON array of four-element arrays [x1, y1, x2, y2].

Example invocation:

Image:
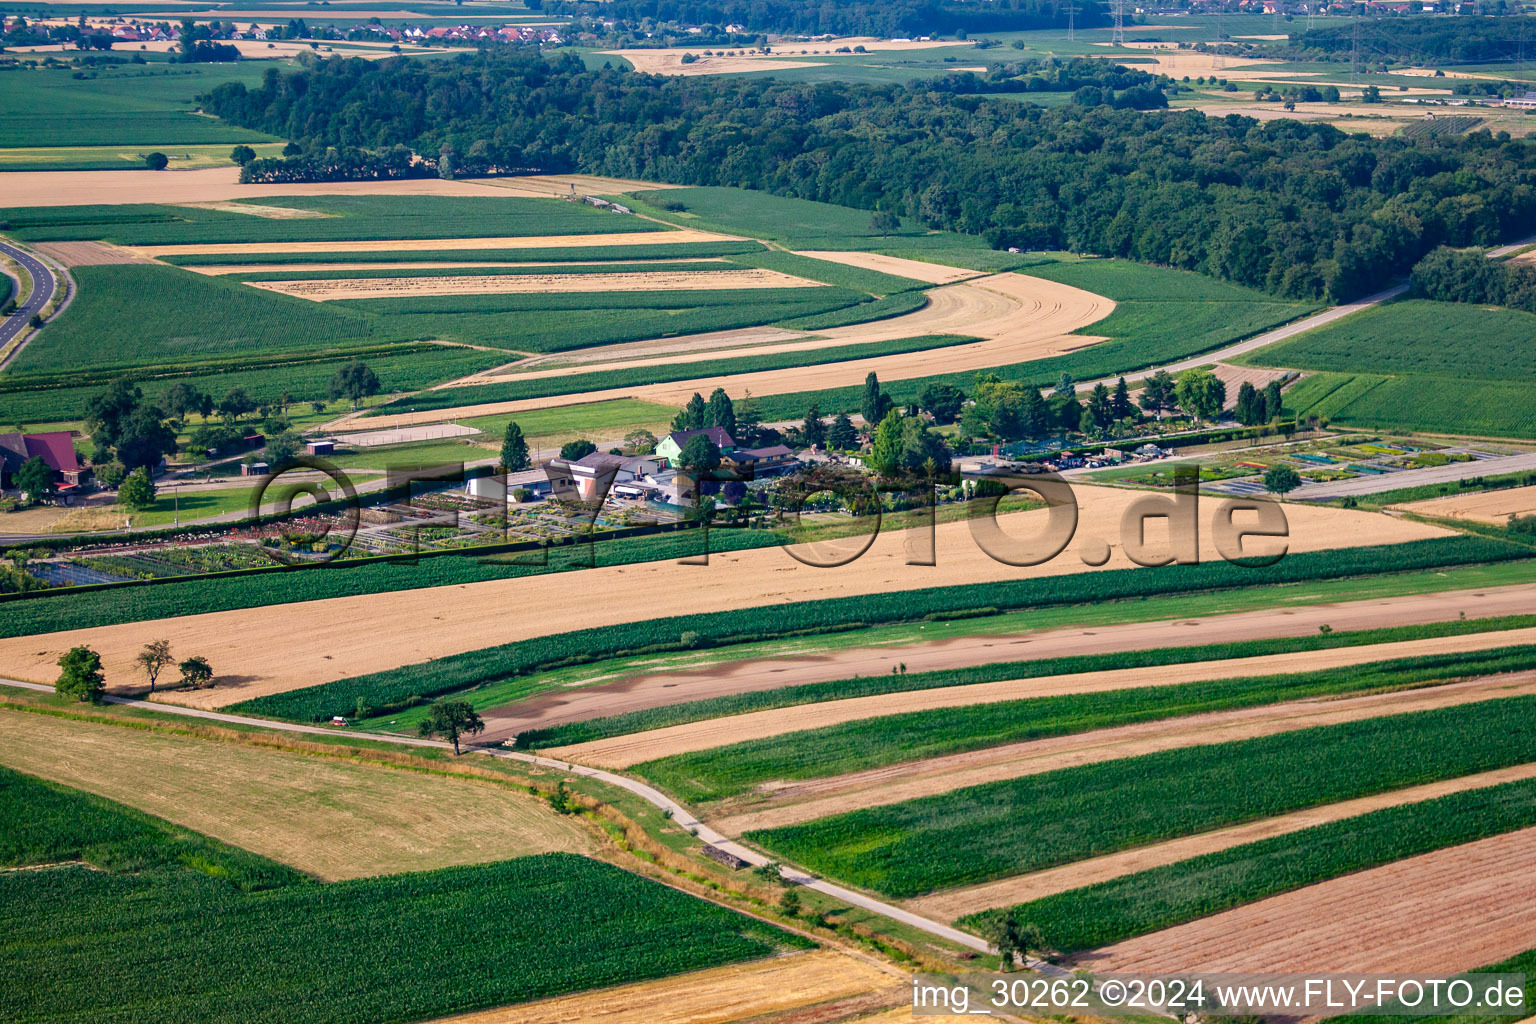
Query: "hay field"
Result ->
[[1075, 826, 1536, 974], [1394, 484, 1536, 524], [343, 270, 1116, 430], [554, 629, 1536, 770], [0, 169, 675, 208], [0, 708, 592, 879], [126, 229, 739, 257], [424, 950, 903, 1024], [0, 487, 1447, 708], [909, 760, 1536, 921], [250, 267, 824, 301]]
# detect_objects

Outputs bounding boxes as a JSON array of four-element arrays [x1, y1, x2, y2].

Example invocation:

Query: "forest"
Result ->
[[202, 52, 1536, 302], [1285, 16, 1532, 65]]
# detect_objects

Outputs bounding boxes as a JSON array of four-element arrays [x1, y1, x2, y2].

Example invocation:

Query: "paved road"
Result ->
[[0, 240, 56, 367], [1291, 450, 1536, 501], [0, 675, 1031, 965]]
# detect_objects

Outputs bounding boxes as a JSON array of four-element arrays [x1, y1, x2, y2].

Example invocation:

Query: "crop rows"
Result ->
[[521, 612, 1536, 748], [160, 241, 767, 265], [747, 694, 1536, 899], [637, 643, 1536, 804], [958, 774, 1536, 952], [0, 769, 802, 1024], [229, 536, 1532, 722], [231, 261, 729, 282]]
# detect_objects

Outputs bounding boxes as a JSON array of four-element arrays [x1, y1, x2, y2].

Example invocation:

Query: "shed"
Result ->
[[241, 461, 270, 477], [306, 440, 335, 456]]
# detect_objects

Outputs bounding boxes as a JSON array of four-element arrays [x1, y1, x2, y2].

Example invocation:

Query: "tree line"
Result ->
[[200, 51, 1536, 302], [1410, 245, 1536, 314]]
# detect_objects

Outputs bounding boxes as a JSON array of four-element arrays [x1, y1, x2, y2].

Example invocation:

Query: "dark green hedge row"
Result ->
[[229, 536, 1531, 722]]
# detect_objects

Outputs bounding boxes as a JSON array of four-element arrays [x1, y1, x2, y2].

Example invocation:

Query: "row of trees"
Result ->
[[199, 51, 1536, 302], [55, 641, 212, 703]]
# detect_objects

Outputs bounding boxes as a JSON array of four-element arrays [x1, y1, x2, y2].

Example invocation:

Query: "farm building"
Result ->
[[0, 431, 92, 491], [655, 427, 736, 465], [545, 452, 664, 503], [306, 440, 336, 456]]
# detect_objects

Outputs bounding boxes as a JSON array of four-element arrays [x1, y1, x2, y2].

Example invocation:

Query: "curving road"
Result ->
[[0, 240, 57, 368]]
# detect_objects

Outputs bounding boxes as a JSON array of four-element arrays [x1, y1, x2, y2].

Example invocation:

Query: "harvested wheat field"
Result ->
[[792, 250, 981, 285], [0, 167, 542, 208], [554, 629, 1536, 771], [0, 708, 591, 879], [1394, 485, 1536, 525], [424, 950, 903, 1024], [1074, 826, 1536, 974], [908, 760, 1536, 921], [712, 672, 1536, 835], [179, 201, 335, 219], [126, 228, 739, 258], [30, 241, 152, 266], [345, 271, 1116, 430], [189, 258, 730, 276], [1212, 364, 1293, 410], [477, 581, 1536, 745], [249, 268, 824, 301], [0, 489, 1447, 708]]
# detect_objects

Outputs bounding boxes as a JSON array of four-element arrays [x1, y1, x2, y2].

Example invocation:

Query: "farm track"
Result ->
[[474, 581, 1536, 743], [0, 488, 1447, 708], [1074, 825, 1536, 975], [548, 623, 1531, 770], [709, 672, 1536, 836], [907, 760, 1536, 922]]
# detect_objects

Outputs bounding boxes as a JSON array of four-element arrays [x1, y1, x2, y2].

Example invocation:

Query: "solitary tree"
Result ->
[[177, 655, 215, 689], [417, 698, 484, 755], [624, 428, 658, 455], [861, 372, 891, 428], [869, 209, 901, 236], [117, 466, 157, 510], [1053, 372, 1076, 399], [145, 151, 169, 171], [1263, 464, 1302, 497], [230, 144, 256, 165], [500, 421, 530, 471], [134, 639, 174, 694], [559, 438, 596, 461], [56, 646, 105, 703], [328, 361, 380, 409], [987, 914, 1045, 972], [1174, 368, 1227, 422], [679, 432, 721, 477], [14, 456, 53, 503], [672, 392, 707, 432]]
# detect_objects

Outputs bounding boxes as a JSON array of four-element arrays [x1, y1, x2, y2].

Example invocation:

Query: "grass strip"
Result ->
[[227, 536, 1533, 723], [958, 774, 1536, 951], [637, 643, 1536, 803], [523, 614, 1536, 750], [746, 695, 1536, 899]]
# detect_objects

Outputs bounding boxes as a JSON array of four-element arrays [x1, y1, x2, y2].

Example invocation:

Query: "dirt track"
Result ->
[[0, 487, 1445, 708], [1395, 485, 1536, 525], [908, 759, 1536, 921], [1073, 826, 1536, 974], [710, 671, 1536, 836], [249, 267, 823, 300], [551, 627, 1536, 769], [339, 270, 1116, 430], [475, 582, 1536, 744]]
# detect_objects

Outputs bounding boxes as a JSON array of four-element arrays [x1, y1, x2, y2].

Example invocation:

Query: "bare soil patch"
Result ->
[[1394, 484, 1536, 525], [477, 582, 1536, 745], [250, 267, 824, 301], [908, 758, 1536, 922], [127, 228, 740, 257], [350, 271, 1116, 430], [553, 626, 1536, 770], [0, 708, 591, 880], [423, 950, 902, 1024], [1073, 826, 1536, 974], [0, 487, 1447, 708], [713, 671, 1536, 836], [30, 241, 151, 266]]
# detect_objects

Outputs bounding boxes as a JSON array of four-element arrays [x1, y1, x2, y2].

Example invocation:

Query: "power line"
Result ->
[[1111, 0, 1125, 47]]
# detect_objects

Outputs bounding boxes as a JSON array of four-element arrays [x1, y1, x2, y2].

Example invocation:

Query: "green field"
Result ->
[[0, 196, 665, 245], [226, 536, 1532, 722], [161, 239, 766, 265], [748, 695, 1536, 899], [635, 642, 1536, 804], [0, 142, 288, 172], [0, 64, 282, 148], [1245, 300, 1536, 438], [0, 767, 806, 1024], [959, 774, 1536, 951]]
